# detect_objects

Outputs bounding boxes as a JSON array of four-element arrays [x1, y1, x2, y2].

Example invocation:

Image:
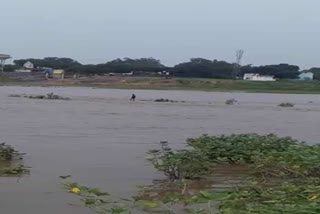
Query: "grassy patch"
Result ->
[[3, 77, 320, 94]]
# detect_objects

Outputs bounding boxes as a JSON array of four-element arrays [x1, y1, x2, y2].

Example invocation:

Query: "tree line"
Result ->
[[7, 57, 320, 80]]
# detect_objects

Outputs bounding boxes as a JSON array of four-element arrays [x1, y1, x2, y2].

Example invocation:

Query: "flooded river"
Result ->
[[0, 86, 319, 213]]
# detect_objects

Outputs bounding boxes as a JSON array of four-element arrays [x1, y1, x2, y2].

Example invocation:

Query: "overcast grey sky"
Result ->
[[1, 0, 320, 68]]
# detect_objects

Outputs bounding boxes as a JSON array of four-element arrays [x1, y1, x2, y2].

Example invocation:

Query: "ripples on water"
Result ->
[[0, 86, 319, 213]]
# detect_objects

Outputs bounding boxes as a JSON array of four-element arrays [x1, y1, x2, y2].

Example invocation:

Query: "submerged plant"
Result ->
[[278, 102, 295, 107], [147, 142, 212, 180], [225, 99, 238, 105], [29, 93, 71, 100], [10, 93, 71, 100], [0, 143, 29, 176], [0, 165, 30, 175], [154, 98, 178, 103], [0, 143, 24, 161]]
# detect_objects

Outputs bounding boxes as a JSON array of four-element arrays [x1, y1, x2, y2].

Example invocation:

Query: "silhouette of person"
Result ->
[[130, 94, 136, 101]]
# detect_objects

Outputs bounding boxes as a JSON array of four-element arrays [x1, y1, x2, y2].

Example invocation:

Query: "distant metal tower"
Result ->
[[232, 50, 244, 79], [0, 54, 11, 72]]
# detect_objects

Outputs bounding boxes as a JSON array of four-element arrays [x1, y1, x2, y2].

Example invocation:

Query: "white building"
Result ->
[[23, 61, 34, 69], [122, 71, 134, 76], [243, 73, 276, 81], [299, 72, 314, 80], [158, 71, 170, 76]]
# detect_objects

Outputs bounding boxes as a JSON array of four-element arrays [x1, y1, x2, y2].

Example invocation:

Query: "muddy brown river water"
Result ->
[[0, 86, 319, 213]]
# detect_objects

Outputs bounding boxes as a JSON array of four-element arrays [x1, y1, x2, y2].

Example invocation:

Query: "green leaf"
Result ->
[[110, 207, 130, 214], [136, 200, 159, 208], [87, 188, 110, 196], [84, 198, 97, 206]]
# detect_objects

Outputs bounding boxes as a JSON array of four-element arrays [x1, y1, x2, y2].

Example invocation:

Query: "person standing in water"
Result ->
[[130, 94, 136, 101]]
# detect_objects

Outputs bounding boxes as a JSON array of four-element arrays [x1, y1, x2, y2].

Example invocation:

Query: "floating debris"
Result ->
[[154, 98, 184, 103], [9, 92, 71, 100], [225, 99, 238, 105], [278, 102, 294, 107]]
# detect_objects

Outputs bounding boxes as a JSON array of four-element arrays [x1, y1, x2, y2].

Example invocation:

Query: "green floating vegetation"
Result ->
[[63, 134, 320, 213], [0, 165, 30, 175], [187, 134, 300, 164], [62, 179, 129, 214], [0, 142, 29, 176]]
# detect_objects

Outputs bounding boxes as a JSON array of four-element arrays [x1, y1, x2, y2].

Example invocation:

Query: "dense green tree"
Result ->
[[304, 68, 320, 80], [3, 64, 17, 72], [12, 57, 303, 79], [14, 57, 81, 70], [173, 61, 300, 79], [173, 58, 233, 79], [14, 57, 166, 74], [105, 57, 165, 73]]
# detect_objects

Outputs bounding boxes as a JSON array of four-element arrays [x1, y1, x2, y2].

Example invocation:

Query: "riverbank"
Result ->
[[1, 76, 320, 94]]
